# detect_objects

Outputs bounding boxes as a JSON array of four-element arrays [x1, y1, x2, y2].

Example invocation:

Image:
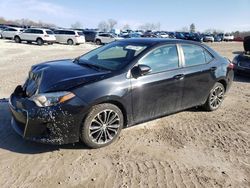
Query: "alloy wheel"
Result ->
[[210, 85, 224, 109], [89, 109, 121, 144]]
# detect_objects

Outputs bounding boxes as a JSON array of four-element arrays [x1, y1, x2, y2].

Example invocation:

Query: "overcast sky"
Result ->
[[0, 0, 250, 32]]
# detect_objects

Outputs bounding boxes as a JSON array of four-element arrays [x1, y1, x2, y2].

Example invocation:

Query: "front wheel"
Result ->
[[203, 82, 225, 111], [80, 103, 124, 148]]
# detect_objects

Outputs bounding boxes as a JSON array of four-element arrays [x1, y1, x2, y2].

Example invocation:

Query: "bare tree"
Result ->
[[177, 27, 189, 32], [122, 24, 131, 31], [204, 29, 224, 35], [108, 19, 117, 30], [190, 23, 195, 33], [71, 21, 83, 29], [138, 22, 160, 31], [98, 21, 109, 32]]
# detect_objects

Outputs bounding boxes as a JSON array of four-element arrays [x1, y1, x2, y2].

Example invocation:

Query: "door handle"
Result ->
[[173, 74, 185, 80], [210, 67, 217, 71]]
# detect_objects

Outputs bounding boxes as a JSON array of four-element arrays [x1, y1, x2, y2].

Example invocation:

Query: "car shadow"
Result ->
[[232, 51, 244, 55], [3, 40, 50, 46], [234, 74, 250, 83], [0, 99, 88, 154]]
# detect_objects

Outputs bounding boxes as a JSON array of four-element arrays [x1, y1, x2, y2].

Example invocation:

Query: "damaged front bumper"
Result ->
[[9, 86, 87, 145]]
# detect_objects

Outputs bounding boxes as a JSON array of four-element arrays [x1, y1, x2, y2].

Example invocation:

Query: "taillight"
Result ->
[[44, 35, 49, 37], [228, 62, 234, 69], [75, 35, 79, 37]]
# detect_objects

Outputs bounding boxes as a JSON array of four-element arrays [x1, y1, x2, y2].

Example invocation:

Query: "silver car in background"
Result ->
[[54, 29, 85, 45], [1, 27, 23, 39]]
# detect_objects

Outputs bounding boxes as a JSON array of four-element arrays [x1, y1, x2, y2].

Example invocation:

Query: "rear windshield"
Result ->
[[46, 30, 54, 34]]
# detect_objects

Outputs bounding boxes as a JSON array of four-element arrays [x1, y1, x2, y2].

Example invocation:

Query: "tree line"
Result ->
[[1, 17, 249, 38]]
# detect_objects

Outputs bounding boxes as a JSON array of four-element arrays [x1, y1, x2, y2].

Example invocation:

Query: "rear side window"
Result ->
[[65, 30, 75, 35], [32, 29, 43, 34], [204, 50, 214, 63], [46, 30, 53, 34], [182, 44, 207, 66], [139, 45, 179, 73]]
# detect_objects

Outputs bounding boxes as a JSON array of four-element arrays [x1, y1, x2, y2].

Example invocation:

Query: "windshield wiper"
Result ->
[[73, 58, 111, 71]]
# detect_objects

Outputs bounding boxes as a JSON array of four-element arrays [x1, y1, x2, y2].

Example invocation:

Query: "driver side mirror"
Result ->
[[131, 64, 151, 78]]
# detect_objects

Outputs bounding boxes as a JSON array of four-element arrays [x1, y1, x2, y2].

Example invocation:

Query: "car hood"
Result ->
[[24, 59, 111, 96]]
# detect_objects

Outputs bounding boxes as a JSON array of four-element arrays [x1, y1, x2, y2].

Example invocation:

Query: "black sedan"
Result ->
[[233, 36, 250, 76], [9, 38, 234, 148]]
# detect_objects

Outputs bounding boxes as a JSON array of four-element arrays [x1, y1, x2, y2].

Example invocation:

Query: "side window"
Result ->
[[139, 45, 179, 73], [37, 30, 43, 34], [182, 44, 207, 66], [9, 28, 16, 31], [30, 29, 37, 34], [54, 30, 59, 34], [204, 50, 214, 63], [23, 29, 31, 33]]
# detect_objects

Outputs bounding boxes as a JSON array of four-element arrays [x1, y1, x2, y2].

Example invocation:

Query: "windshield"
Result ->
[[78, 41, 149, 71]]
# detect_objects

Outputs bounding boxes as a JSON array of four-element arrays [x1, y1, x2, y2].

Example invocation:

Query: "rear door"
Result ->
[[179, 44, 216, 109], [131, 44, 184, 123]]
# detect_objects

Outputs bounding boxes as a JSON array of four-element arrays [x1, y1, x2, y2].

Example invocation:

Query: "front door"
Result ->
[[131, 44, 184, 123]]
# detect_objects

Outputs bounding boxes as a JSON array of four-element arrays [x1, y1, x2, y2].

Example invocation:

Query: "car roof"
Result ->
[[119, 38, 201, 45]]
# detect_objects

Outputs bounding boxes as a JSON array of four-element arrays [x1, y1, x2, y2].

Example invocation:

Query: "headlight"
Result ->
[[31, 91, 75, 107]]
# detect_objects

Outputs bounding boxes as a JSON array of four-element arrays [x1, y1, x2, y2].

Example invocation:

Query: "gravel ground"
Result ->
[[0, 39, 249, 188]]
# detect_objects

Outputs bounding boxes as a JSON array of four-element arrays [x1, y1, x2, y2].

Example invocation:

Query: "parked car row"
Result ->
[[0, 24, 238, 46], [0, 27, 86, 45]]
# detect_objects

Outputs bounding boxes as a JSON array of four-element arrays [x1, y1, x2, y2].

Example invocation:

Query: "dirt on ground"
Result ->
[[0, 40, 249, 188]]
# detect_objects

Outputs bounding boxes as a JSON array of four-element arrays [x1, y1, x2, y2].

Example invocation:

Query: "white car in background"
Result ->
[[54, 29, 85, 45], [203, 35, 215, 42], [1, 27, 23, 39], [95, 33, 123, 45], [14, 28, 56, 45], [223, 33, 234, 41]]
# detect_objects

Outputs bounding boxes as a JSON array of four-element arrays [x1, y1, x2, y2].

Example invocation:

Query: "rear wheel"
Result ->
[[203, 82, 225, 111], [67, 39, 74, 45], [14, 36, 21, 43], [36, 38, 44, 45], [80, 103, 124, 148]]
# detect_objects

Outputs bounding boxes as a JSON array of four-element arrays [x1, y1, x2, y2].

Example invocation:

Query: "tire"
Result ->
[[80, 103, 124, 149], [14, 36, 21, 43], [95, 39, 101, 45], [67, 39, 74, 45], [36, 38, 44, 45], [48, 42, 53, 45], [203, 82, 225, 111]]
